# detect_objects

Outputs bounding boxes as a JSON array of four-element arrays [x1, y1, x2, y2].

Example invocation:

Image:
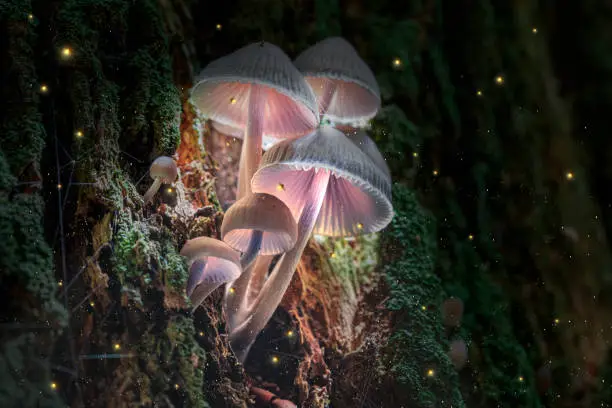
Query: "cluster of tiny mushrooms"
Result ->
[[144, 37, 394, 364]]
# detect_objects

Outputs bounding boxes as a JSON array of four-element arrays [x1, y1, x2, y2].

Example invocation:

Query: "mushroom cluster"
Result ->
[[181, 38, 394, 363]]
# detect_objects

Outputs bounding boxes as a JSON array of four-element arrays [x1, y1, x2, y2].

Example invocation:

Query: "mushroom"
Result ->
[[143, 156, 178, 204], [191, 42, 319, 199], [294, 37, 381, 127], [221, 193, 297, 269], [448, 339, 468, 370], [225, 126, 393, 362], [180, 237, 241, 311]]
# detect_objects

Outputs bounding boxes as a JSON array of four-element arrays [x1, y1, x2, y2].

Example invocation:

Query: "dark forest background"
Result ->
[[2, 0, 612, 407]]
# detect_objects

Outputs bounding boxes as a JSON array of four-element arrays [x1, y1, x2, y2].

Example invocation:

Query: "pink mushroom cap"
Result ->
[[191, 42, 319, 139], [221, 193, 297, 255], [251, 126, 393, 237], [180, 237, 241, 310], [294, 37, 381, 126]]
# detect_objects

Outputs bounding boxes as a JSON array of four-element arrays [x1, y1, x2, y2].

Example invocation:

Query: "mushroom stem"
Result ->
[[143, 178, 162, 204], [224, 255, 273, 332], [318, 80, 337, 116], [240, 230, 263, 269], [229, 169, 330, 362], [191, 281, 225, 312], [237, 84, 265, 199]]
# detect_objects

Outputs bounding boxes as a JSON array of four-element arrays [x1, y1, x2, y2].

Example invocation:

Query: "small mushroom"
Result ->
[[294, 37, 381, 126], [221, 193, 297, 269], [448, 339, 468, 370], [226, 126, 393, 362], [143, 156, 178, 204], [441, 297, 464, 328], [191, 42, 319, 199], [180, 237, 241, 311]]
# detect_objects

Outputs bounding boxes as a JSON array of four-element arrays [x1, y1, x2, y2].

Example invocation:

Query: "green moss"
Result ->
[[112, 212, 152, 283], [166, 316, 208, 406], [122, 0, 181, 156], [317, 233, 379, 287], [112, 210, 188, 292], [118, 316, 207, 407], [160, 232, 189, 291], [382, 184, 464, 407]]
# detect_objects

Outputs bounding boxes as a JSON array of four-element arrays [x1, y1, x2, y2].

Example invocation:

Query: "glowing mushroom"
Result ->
[[191, 42, 319, 199], [222, 193, 297, 269], [180, 237, 241, 311], [226, 126, 393, 362], [143, 156, 178, 204], [294, 37, 381, 127]]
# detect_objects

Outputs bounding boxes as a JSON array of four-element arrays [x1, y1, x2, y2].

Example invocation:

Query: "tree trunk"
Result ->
[[3, 0, 612, 408]]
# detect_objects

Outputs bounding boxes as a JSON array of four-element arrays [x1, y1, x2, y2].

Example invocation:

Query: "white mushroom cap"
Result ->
[[150, 156, 178, 183]]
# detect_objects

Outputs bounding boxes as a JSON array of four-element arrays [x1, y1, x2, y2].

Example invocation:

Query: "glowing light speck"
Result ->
[[61, 47, 73, 59]]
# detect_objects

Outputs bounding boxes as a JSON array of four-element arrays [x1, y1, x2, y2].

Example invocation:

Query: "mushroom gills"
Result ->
[[229, 169, 330, 362], [240, 229, 263, 269], [143, 178, 163, 204], [188, 257, 239, 311]]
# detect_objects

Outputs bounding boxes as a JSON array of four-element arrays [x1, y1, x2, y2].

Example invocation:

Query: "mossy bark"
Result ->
[[5, 0, 612, 407]]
